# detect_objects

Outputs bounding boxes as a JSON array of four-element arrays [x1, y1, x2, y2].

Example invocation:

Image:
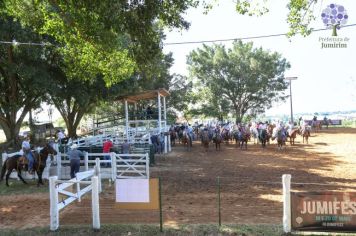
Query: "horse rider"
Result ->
[[287, 120, 294, 136], [185, 125, 194, 141], [22, 136, 35, 174]]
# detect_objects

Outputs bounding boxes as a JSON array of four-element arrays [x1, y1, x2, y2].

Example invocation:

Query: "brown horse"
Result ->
[[0, 144, 57, 187], [181, 131, 192, 151], [201, 130, 210, 151], [299, 127, 310, 144], [169, 130, 177, 146], [288, 129, 299, 145]]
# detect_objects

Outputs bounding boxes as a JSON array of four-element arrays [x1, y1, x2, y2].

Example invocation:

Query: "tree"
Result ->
[[4, 0, 201, 85], [0, 15, 52, 146], [187, 40, 290, 123]]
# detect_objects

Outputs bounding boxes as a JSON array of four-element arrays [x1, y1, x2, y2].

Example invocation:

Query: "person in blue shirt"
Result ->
[[22, 136, 34, 174], [67, 144, 84, 178]]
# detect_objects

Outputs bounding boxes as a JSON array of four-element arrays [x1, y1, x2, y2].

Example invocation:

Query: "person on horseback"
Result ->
[[287, 120, 294, 136], [21, 136, 34, 174]]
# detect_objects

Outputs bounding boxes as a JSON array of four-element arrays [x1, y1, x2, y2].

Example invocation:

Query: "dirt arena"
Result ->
[[1, 127, 356, 229]]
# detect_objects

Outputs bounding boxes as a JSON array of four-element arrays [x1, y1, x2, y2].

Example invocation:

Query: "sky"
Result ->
[[163, 0, 356, 116]]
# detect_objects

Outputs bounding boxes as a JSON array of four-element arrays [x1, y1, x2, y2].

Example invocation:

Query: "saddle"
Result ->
[[18, 156, 28, 165]]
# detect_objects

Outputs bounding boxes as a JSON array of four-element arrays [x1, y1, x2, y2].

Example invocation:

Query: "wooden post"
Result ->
[[92, 176, 100, 230], [84, 152, 89, 171], [164, 135, 168, 154], [145, 153, 149, 179], [217, 176, 221, 227], [168, 134, 171, 152], [125, 100, 129, 140], [159, 177, 163, 232], [283, 174, 292, 233], [95, 158, 102, 193], [56, 153, 62, 179], [158, 93, 161, 134], [111, 152, 116, 182], [49, 176, 59, 231]]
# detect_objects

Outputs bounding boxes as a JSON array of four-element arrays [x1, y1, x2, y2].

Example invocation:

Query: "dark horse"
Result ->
[[0, 144, 57, 187], [212, 132, 222, 151], [235, 130, 250, 150], [258, 129, 268, 148], [169, 129, 177, 146]]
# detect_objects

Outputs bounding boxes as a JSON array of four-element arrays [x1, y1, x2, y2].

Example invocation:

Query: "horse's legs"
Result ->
[[37, 170, 44, 186], [5, 170, 12, 187], [17, 170, 27, 185]]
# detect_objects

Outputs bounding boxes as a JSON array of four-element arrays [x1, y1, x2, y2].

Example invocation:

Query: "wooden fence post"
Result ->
[[168, 134, 171, 152], [145, 153, 149, 179], [84, 152, 89, 171], [49, 176, 59, 231], [283, 174, 292, 233], [95, 158, 102, 193], [112, 153, 117, 182], [92, 176, 100, 230], [56, 153, 62, 179]]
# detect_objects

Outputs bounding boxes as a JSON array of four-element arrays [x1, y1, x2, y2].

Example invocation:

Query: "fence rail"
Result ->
[[50, 158, 102, 231]]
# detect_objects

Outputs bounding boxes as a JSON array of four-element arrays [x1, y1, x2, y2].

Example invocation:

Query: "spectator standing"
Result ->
[[103, 138, 113, 167], [121, 139, 131, 158], [67, 144, 84, 178], [57, 130, 66, 144]]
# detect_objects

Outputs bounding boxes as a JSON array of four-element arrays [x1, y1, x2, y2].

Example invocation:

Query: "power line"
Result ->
[[0, 39, 51, 46], [164, 23, 356, 46], [1, 23, 355, 47]]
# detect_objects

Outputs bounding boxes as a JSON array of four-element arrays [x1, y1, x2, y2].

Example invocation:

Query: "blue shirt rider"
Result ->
[[22, 136, 34, 174]]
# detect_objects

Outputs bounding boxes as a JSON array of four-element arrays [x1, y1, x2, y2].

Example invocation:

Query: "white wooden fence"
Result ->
[[49, 158, 102, 231], [54, 152, 150, 180]]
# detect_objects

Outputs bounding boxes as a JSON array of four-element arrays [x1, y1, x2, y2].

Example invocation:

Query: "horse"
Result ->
[[181, 131, 192, 151], [237, 131, 250, 150], [299, 127, 311, 144], [288, 129, 299, 145], [258, 129, 268, 148], [0, 143, 57, 187], [275, 129, 287, 150], [212, 132, 222, 151], [201, 130, 210, 151], [169, 129, 177, 146], [221, 129, 230, 144]]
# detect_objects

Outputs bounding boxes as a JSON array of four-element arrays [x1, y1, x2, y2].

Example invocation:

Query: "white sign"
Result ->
[[116, 179, 150, 203]]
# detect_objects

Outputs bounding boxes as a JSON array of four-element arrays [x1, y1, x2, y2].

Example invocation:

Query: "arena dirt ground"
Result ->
[[1, 127, 356, 229]]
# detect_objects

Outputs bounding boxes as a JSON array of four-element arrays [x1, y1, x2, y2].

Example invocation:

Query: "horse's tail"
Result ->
[[0, 158, 8, 181]]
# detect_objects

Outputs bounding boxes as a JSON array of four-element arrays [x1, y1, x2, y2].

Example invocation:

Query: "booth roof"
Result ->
[[116, 88, 170, 103]]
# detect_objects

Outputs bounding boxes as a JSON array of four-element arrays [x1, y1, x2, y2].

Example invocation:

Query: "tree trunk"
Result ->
[[0, 118, 22, 148], [66, 120, 77, 138]]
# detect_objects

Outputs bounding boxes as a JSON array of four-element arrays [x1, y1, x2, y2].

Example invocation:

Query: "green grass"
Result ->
[[0, 224, 286, 236], [0, 178, 49, 196]]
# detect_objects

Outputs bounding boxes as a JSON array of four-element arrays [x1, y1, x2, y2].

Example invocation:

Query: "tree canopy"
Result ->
[[187, 40, 290, 122], [3, 0, 200, 85]]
